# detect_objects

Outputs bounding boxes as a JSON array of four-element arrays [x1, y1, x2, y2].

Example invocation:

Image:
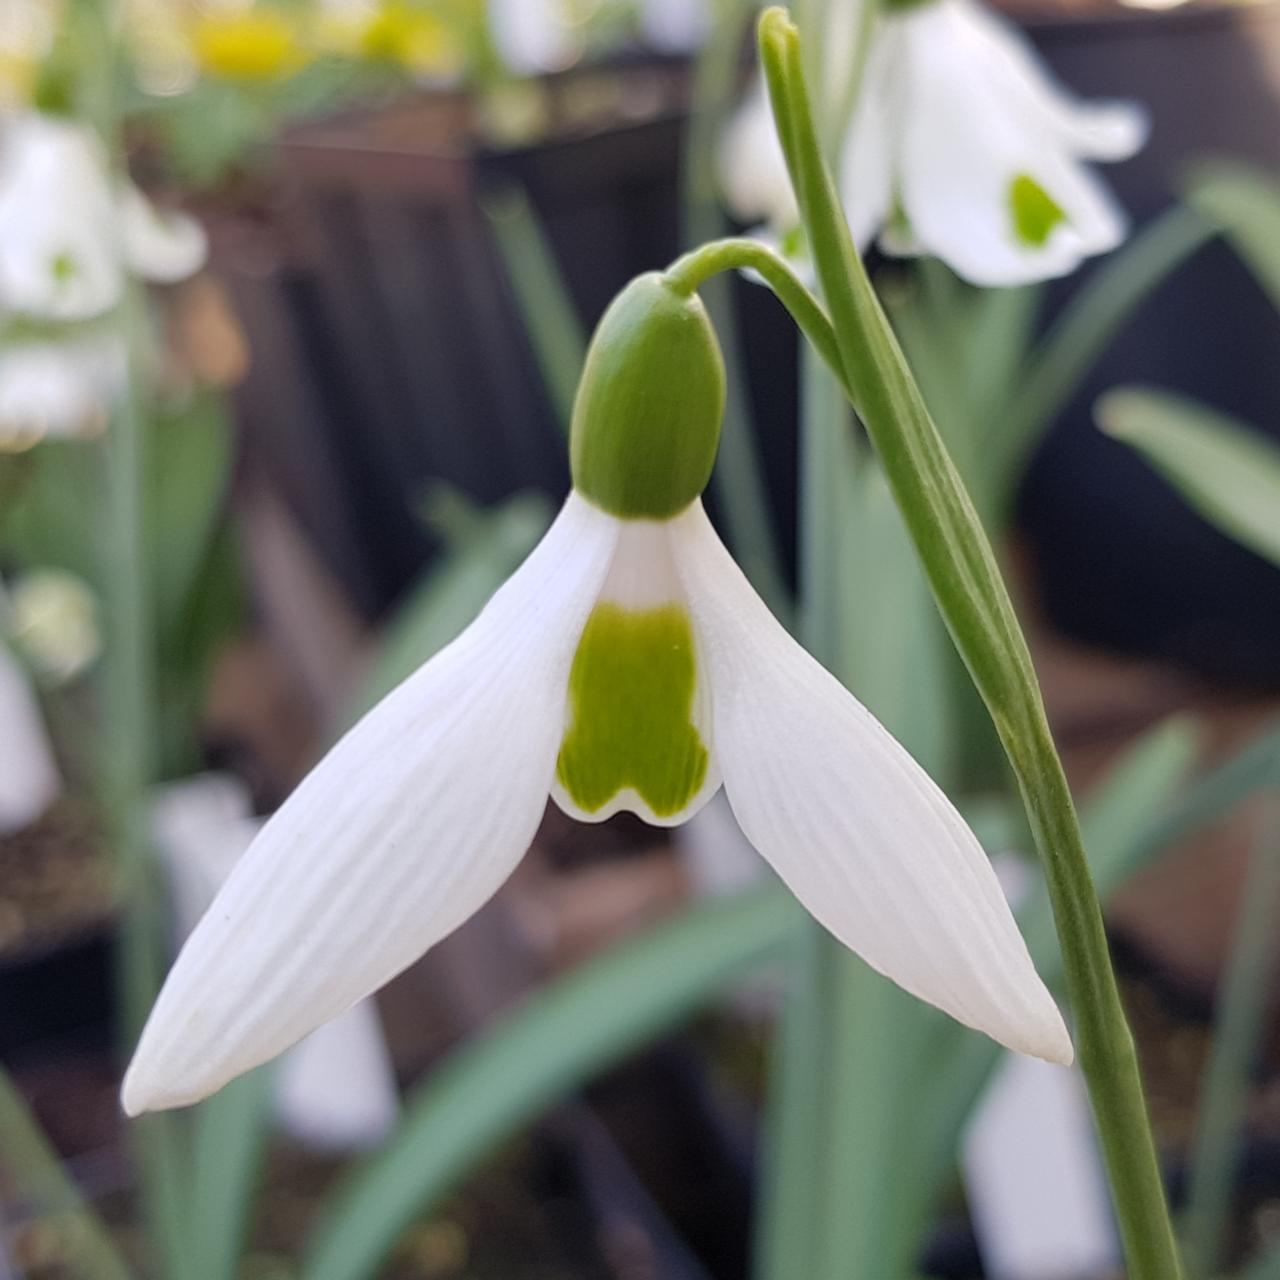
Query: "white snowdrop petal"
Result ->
[[119, 184, 208, 284], [123, 493, 618, 1114], [671, 502, 1072, 1064], [954, 0, 1148, 162], [0, 642, 58, 834]]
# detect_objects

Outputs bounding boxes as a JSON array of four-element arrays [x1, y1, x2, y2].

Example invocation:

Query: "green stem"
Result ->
[[1184, 801, 1280, 1279], [756, 10, 1181, 1278], [88, 2, 196, 1273], [665, 239, 846, 390], [679, 8, 792, 622], [0, 1067, 134, 1280]]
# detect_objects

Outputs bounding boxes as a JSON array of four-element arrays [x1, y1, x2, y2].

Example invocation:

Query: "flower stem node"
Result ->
[[571, 272, 725, 520]]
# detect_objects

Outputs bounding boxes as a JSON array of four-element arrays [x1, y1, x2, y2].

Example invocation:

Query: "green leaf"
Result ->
[[995, 204, 1216, 509], [0, 1066, 134, 1280], [303, 886, 798, 1280], [1186, 161, 1280, 312], [484, 187, 586, 435], [189, 1068, 275, 1280], [346, 489, 552, 720], [146, 393, 235, 640], [1097, 386, 1280, 569]]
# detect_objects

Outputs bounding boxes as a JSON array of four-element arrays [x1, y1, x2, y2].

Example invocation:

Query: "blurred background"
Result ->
[[2, 0, 1280, 1277]]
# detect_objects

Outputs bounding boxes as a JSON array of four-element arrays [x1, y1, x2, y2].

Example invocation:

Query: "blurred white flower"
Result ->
[[0, 634, 58, 835], [0, 332, 125, 448], [151, 774, 400, 1150], [0, 112, 207, 322], [8, 569, 100, 685], [722, 0, 1147, 286], [488, 0, 579, 75], [640, 0, 709, 53]]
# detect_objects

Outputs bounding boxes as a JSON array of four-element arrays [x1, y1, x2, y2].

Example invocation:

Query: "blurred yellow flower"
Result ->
[[193, 10, 309, 82], [358, 4, 460, 75]]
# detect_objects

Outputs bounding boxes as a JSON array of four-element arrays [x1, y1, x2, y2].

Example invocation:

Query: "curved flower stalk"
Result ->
[[151, 774, 400, 1150], [124, 269, 1070, 1115], [0, 621, 58, 836], [0, 111, 206, 322], [721, 0, 1147, 286]]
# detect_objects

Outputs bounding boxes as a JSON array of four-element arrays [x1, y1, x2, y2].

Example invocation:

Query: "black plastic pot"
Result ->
[[215, 64, 690, 619], [1020, 1, 1280, 685]]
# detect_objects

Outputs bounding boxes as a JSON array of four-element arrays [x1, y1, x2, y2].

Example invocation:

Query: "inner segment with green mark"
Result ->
[[1009, 173, 1067, 248], [557, 602, 709, 819]]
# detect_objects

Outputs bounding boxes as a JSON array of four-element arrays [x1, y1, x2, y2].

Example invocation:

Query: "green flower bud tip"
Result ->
[[571, 271, 725, 520]]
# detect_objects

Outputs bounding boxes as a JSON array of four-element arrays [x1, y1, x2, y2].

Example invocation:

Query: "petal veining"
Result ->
[[671, 502, 1072, 1065], [123, 492, 618, 1114]]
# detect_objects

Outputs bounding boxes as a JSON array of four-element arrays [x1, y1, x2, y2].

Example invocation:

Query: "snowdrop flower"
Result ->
[[0, 332, 126, 448], [152, 774, 399, 1149], [123, 272, 1070, 1115], [722, 0, 1147, 286], [0, 112, 207, 322], [8, 569, 100, 685], [0, 632, 58, 835]]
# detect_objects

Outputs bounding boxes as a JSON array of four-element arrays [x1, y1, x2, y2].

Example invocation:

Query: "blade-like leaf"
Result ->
[[1097, 386, 1280, 569], [304, 886, 798, 1280], [0, 1067, 134, 1280], [1186, 161, 1280, 312], [189, 1068, 275, 1280], [484, 187, 586, 434], [994, 204, 1216, 506]]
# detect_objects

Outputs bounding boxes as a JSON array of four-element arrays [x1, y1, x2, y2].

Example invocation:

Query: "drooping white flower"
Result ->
[[152, 774, 400, 1149], [721, 0, 1147, 286], [0, 633, 58, 835], [0, 332, 126, 447], [0, 112, 207, 322], [123, 272, 1071, 1116]]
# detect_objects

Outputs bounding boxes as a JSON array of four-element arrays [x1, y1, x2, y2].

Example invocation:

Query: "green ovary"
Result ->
[[557, 602, 709, 819], [1009, 174, 1067, 248]]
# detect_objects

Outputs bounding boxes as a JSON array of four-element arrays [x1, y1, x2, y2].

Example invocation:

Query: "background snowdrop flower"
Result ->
[[0, 112, 207, 321], [151, 774, 400, 1150], [721, 0, 1147, 286], [0, 631, 59, 836], [0, 332, 126, 448], [8, 569, 100, 686], [123, 272, 1071, 1116]]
